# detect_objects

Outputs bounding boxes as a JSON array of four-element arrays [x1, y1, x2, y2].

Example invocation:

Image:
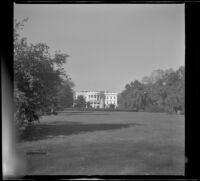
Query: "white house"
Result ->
[[75, 90, 118, 109]]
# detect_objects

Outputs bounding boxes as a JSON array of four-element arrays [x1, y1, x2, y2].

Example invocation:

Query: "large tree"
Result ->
[[14, 19, 73, 126]]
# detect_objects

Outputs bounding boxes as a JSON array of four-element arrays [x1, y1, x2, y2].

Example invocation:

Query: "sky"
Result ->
[[14, 4, 185, 93]]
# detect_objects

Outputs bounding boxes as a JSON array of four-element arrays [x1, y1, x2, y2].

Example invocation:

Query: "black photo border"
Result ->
[[1, 0, 200, 180]]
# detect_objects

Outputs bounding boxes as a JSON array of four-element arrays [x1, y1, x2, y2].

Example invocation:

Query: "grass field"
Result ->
[[16, 111, 185, 175]]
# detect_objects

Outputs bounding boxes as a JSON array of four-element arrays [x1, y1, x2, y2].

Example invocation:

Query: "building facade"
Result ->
[[75, 90, 118, 109]]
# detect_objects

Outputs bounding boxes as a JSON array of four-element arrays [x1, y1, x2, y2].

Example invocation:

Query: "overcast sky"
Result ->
[[14, 4, 184, 93]]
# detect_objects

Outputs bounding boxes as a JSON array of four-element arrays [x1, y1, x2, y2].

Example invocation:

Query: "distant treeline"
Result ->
[[118, 67, 184, 114]]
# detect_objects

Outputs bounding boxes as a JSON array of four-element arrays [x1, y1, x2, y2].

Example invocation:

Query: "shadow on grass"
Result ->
[[19, 122, 141, 142], [60, 112, 111, 116]]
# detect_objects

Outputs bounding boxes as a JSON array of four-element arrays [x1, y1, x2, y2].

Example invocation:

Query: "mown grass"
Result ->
[[16, 111, 184, 175]]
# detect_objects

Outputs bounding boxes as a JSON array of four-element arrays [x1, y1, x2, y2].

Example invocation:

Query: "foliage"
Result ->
[[56, 80, 74, 110], [118, 66, 185, 114], [86, 101, 92, 108], [14, 86, 28, 127], [119, 80, 151, 111], [74, 95, 86, 108], [109, 104, 115, 109], [14, 19, 74, 126]]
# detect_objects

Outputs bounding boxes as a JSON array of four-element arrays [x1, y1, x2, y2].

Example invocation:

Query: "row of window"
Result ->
[[88, 95, 100, 99], [106, 96, 116, 100], [105, 101, 116, 104], [88, 95, 116, 99], [89, 101, 116, 105]]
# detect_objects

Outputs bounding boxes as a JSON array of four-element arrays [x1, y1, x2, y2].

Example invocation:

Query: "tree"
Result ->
[[14, 19, 71, 126], [86, 102, 92, 109], [74, 95, 86, 108], [56, 80, 74, 110], [118, 80, 149, 111]]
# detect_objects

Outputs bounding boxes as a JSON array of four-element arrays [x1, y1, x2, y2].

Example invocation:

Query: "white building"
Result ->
[[75, 90, 118, 109]]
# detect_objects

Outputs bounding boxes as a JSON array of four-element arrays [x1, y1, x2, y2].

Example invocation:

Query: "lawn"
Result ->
[[16, 111, 185, 175]]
